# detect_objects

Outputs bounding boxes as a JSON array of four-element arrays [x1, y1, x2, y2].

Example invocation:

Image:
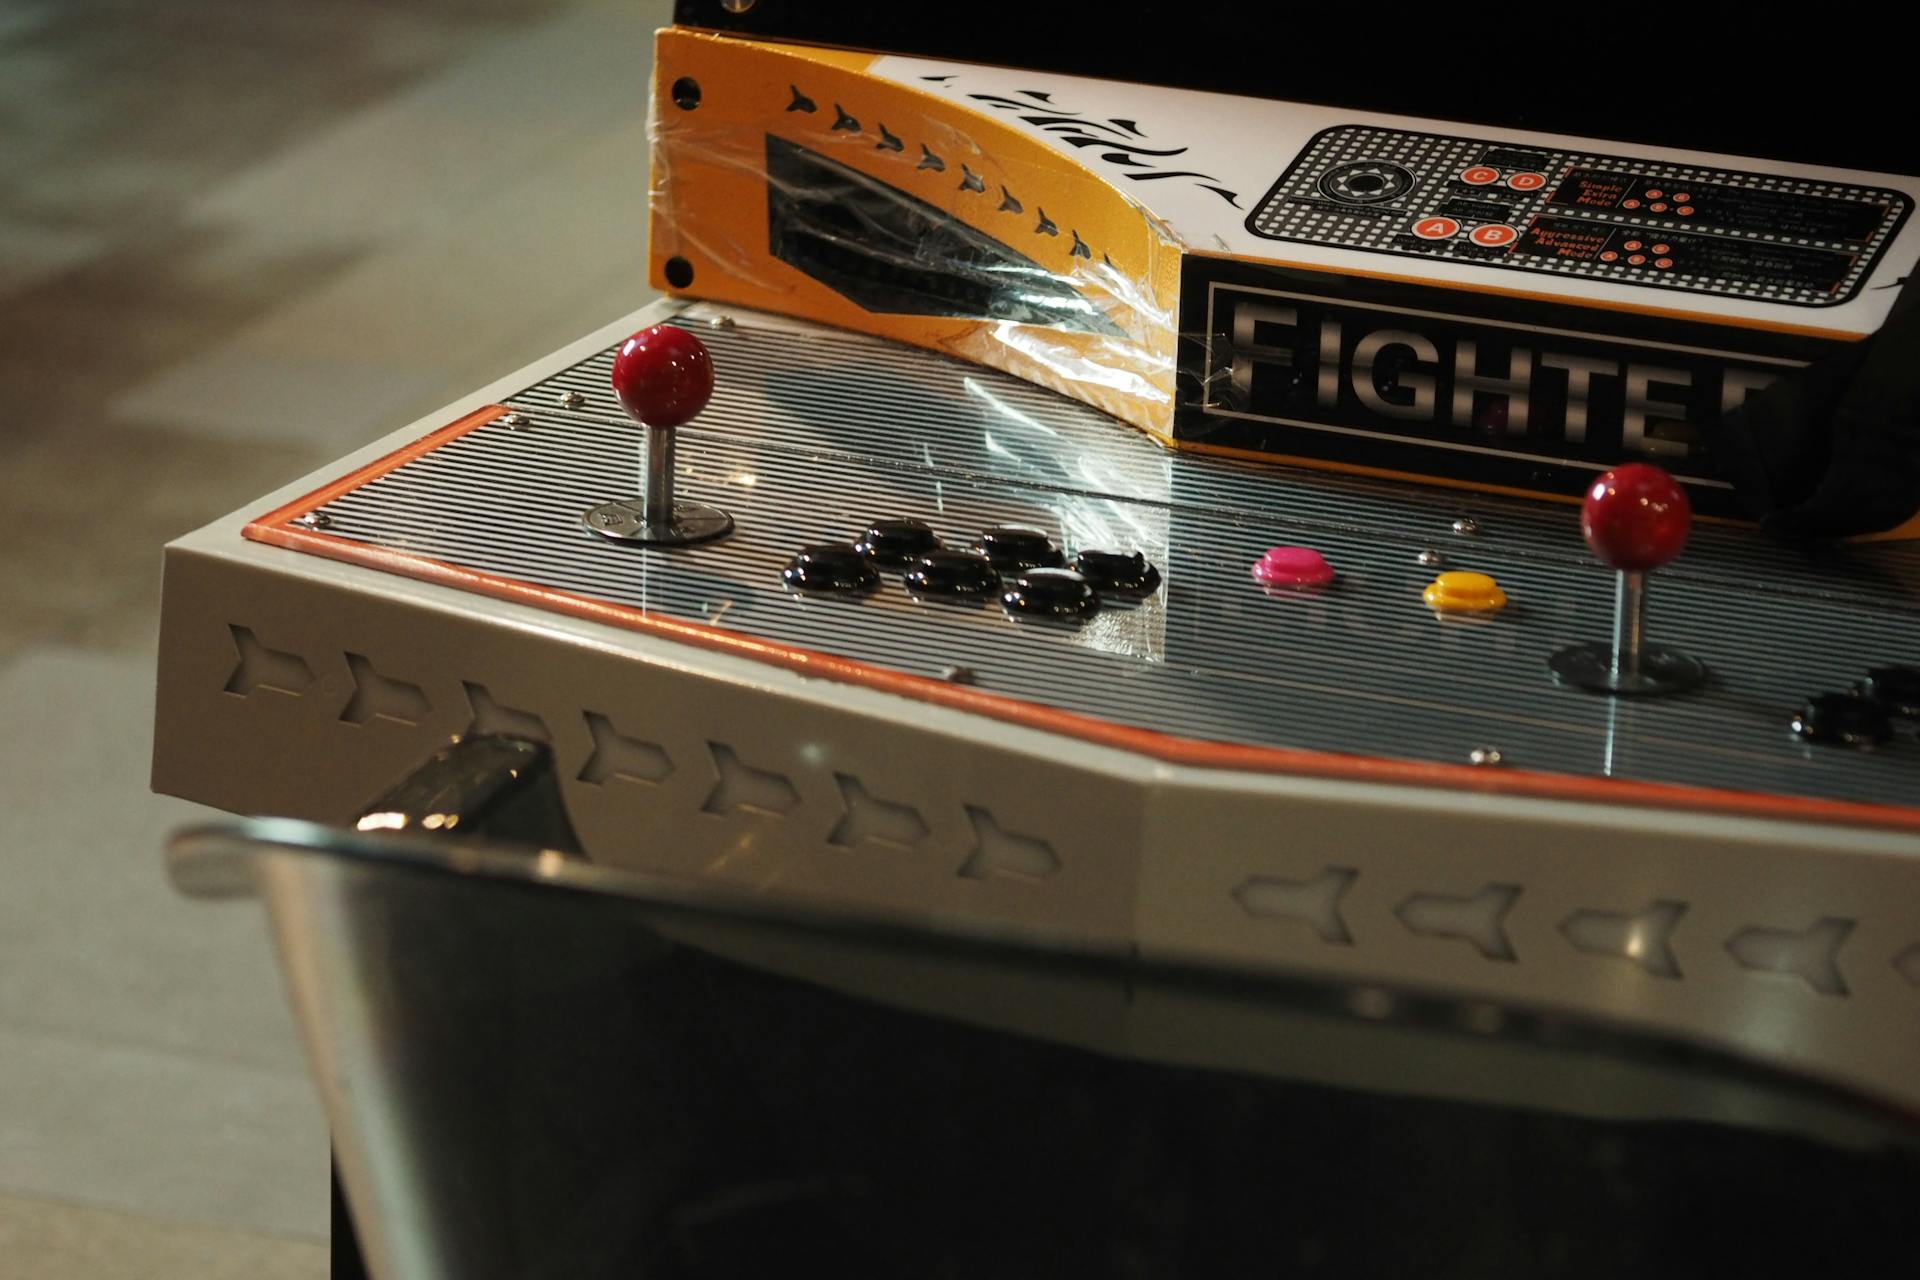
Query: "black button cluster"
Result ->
[[1792, 665, 1920, 747], [784, 519, 1159, 623]]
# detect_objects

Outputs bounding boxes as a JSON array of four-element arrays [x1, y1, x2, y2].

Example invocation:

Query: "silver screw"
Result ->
[[719, 0, 756, 11], [505, 411, 532, 430], [1416, 548, 1444, 567], [1451, 516, 1480, 536], [938, 664, 979, 685], [559, 390, 586, 409], [296, 511, 331, 529], [1468, 747, 1504, 767], [707, 314, 736, 330]]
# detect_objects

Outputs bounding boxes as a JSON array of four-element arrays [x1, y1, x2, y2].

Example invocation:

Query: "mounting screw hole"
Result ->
[[663, 256, 695, 289], [671, 77, 701, 110]]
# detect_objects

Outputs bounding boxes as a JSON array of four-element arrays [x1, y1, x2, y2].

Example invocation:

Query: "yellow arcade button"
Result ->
[[1423, 571, 1507, 613]]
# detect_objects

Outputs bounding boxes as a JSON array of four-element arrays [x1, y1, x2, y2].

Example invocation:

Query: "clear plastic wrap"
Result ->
[[645, 29, 1183, 438]]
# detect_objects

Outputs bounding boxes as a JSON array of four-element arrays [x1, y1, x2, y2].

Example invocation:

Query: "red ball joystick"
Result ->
[[1549, 463, 1706, 695], [611, 324, 713, 428], [1581, 463, 1691, 572], [583, 325, 732, 545]]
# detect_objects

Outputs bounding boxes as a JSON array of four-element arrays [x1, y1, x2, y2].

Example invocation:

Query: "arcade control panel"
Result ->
[[1249, 125, 1910, 307], [152, 302, 1920, 1120]]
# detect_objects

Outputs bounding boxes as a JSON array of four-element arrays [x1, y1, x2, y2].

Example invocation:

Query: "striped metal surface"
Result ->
[[296, 309, 1920, 810]]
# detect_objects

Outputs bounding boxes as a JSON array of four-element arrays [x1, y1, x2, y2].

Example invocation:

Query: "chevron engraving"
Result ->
[[1396, 884, 1521, 961], [462, 682, 548, 742], [1896, 944, 1920, 988], [1727, 917, 1854, 995], [1231, 867, 1357, 944], [578, 712, 672, 785], [828, 774, 928, 850], [1561, 900, 1686, 979], [701, 743, 798, 816], [222, 625, 313, 697], [956, 807, 1059, 881], [341, 653, 429, 726]]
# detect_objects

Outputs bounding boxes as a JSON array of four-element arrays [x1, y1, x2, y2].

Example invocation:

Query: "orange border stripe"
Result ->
[[243, 405, 1920, 837], [251, 404, 512, 530]]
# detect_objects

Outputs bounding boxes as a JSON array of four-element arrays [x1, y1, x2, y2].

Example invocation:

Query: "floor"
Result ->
[[0, 1, 667, 1271]]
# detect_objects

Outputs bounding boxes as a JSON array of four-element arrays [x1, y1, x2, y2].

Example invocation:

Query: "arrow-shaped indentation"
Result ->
[[956, 807, 1058, 881], [1894, 944, 1920, 988], [579, 712, 672, 785], [1727, 917, 1854, 995], [222, 625, 313, 698], [341, 652, 429, 726], [462, 681, 548, 743], [701, 743, 798, 816], [1231, 867, 1357, 944], [1395, 884, 1521, 961], [828, 774, 927, 850], [1561, 900, 1686, 979]]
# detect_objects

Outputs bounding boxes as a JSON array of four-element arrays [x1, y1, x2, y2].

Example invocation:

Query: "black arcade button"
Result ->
[[782, 545, 880, 594], [1003, 568, 1100, 620], [854, 518, 940, 567], [1790, 693, 1891, 748], [1074, 549, 1161, 596], [904, 549, 1000, 597], [979, 526, 1064, 569], [1858, 665, 1920, 718]]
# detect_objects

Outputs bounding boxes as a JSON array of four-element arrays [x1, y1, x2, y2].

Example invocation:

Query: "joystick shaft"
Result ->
[[1610, 569, 1646, 685], [643, 422, 676, 536]]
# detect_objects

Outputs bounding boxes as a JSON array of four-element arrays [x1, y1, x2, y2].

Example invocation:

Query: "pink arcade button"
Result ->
[[1252, 545, 1335, 587]]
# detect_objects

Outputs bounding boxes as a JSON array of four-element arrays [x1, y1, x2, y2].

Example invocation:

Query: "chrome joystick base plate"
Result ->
[[581, 498, 734, 546], [1548, 642, 1708, 696]]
